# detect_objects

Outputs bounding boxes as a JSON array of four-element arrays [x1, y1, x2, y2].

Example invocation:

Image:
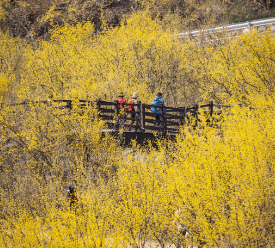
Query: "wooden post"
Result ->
[[96, 99, 101, 111], [209, 101, 213, 117], [114, 100, 121, 130], [194, 104, 199, 115], [184, 106, 187, 125], [159, 103, 163, 132], [209, 101, 214, 127], [194, 103, 199, 128], [67, 100, 72, 109], [136, 101, 142, 131], [179, 106, 186, 126], [159, 103, 166, 134], [142, 104, 146, 130], [114, 100, 119, 115], [96, 99, 101, 118]]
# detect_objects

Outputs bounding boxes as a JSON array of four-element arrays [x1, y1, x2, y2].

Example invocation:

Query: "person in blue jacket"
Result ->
[[151, 92, 166, 126]]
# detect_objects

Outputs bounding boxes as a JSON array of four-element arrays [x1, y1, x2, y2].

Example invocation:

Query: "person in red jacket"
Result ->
[[116, 92, 127, 128], [117, 92, 126, 109]]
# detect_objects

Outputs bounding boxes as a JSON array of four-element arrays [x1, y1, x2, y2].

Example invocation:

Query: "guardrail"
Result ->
[[178, 17, 275, 38]]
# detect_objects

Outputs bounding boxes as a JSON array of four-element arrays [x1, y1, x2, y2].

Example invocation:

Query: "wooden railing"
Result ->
[[93, 100, 230, 133], [0, 99, 231, 134]]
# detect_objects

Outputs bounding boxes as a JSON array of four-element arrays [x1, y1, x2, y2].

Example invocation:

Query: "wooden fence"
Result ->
[[96, 100, 231, 134], [0, 99, 231, 134]]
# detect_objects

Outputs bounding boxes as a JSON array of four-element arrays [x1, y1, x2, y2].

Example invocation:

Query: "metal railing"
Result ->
[[178, 17, 275, 38]]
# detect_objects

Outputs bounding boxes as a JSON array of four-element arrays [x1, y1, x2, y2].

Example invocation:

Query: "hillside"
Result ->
[[0, 0, 274, 41], [1, 1, 275, 248]]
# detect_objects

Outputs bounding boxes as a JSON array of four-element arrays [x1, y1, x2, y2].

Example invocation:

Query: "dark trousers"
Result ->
[[155, 115, 160, 126], [155, 115, 166, 126]]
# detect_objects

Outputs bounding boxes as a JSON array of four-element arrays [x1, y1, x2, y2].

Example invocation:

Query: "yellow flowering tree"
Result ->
[[0, 10, 275, 248]]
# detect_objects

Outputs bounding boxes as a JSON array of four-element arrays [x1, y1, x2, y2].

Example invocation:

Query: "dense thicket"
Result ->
[[0, 0, 273, 41], [1, 96, 275, 247], [0, 5, 275, 248], [1, 14, 274, 106]]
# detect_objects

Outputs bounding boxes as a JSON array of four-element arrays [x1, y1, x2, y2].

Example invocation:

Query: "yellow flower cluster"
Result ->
[[1, 104, 274, 247], [0, 11, 275, 248]]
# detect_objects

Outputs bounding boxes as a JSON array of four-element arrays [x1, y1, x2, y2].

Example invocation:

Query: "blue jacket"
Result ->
[[151, 97, 166, 114]]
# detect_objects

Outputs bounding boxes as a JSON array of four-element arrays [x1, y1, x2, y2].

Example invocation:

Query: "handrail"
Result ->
[[178, 17, 275, 38], [0, 99, 230, 133]]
